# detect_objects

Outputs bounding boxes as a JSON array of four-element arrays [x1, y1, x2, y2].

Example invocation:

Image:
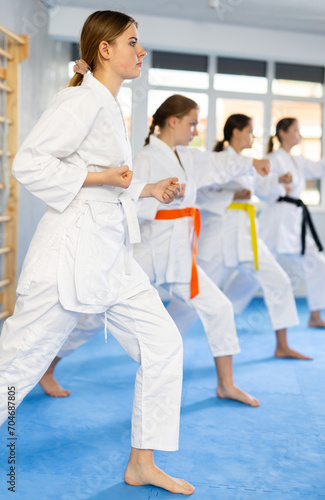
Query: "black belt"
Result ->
[[277, 195, 323, 255]]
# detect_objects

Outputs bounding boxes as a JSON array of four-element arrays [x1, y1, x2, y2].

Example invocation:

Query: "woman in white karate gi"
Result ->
[[132, 95, 271, 407], [256, 117, 325, 328], [196, 114, 312, 360], [0, 11, 195, 495]]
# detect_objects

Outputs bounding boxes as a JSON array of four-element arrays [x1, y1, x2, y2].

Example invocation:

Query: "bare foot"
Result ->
[[217, 385, 260, 407], [39, 373, 71, 397], [124, 461, 194, 495], [275, 347, 313, 360], [308, 319, 325, 329]]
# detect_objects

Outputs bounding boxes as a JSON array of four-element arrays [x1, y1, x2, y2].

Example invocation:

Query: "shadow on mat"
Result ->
[[88, 481, 188, 499]]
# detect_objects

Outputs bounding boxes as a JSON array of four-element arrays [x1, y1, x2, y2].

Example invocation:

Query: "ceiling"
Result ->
[[50, 0, 325, 36]]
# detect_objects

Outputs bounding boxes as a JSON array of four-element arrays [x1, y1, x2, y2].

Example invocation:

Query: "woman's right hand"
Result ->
[[83, 165, 133, 188], [252, 159, 270, 177]]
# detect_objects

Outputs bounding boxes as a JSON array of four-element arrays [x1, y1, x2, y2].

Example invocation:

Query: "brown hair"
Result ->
[[144, 94, 198, 146], [214, 113, 252, 152], [68, 10, 137, 87], [266, 117, 297, 153]]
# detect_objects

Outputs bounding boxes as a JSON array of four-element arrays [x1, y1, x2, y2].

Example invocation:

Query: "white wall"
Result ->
[[49, 7, 325, 65]]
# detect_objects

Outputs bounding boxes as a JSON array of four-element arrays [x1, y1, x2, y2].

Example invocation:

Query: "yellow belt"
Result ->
[[227, 202, 259, 270]]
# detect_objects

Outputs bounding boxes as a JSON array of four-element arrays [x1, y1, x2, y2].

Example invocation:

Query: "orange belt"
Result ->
[[155, 207, 201, 299]]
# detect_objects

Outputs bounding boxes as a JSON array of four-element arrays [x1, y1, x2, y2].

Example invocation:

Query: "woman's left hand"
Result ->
[[152, 177, 181, 203], [140, 177, 181, 203]]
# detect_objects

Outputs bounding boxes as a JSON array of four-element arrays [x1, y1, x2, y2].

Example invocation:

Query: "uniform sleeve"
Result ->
[[190, 149, 254, 189], [196, 187, 234, 215], [12, 93, 100, 212], [133, 153, 161, 220], [255, 171, 286, 202], [126, 177, 147, 203], [300, 156, 325, 179]]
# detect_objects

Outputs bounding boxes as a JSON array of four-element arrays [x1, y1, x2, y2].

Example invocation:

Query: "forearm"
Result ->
[[139, 183, 155, 198], [83, 170, 115, 186]]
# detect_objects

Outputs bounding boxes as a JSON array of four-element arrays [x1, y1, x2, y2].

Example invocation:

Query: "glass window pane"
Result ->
[[272, 79, 323, 98], [214, 74, 268, 94], [271, 100, 322, 205], [148, 68, 209, 89], [216, 98, 264, 158], [118, 86, 132, 138], [147, 90, 208, 150]]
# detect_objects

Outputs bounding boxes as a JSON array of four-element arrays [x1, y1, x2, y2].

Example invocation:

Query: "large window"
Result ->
[[149, 51, 209, 90], [214, 57, 268, 95], [68, 46, 325, 206], [145, 54, 324, 204], [272, 62, 323, 98]]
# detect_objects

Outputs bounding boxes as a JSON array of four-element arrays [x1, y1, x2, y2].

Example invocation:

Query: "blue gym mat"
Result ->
[[0, 298, 324, 499]]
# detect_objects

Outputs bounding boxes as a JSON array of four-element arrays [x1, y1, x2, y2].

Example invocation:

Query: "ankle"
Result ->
[[129, 449, 154, 467]]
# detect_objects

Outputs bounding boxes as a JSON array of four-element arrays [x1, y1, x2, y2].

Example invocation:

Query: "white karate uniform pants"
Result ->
[[198, 239, 299, 331], [56, 314, 104, 358], [282, 250, 325, 311], [0, 282, 183, 451], [224, 248, 325, 314], [163, 266, 240, 357]]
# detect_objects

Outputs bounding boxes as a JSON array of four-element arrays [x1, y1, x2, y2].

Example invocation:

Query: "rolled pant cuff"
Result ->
[[211, 346, 241, 357], [131, 438, 179, 452], [271, 319, 299, 331]]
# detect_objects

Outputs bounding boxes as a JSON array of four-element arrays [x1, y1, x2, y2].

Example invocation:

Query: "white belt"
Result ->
[[118, 191, 141, 245], [75, 187, 142, 343], [74, 186, 141, 248]]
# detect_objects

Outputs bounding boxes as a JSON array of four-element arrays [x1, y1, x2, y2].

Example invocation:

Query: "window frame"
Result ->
[[123, 51, 325, 209]]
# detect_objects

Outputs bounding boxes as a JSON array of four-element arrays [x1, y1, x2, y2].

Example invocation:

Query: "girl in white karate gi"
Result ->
[[132, 95, 271, 407], [257, 117, 325, 328], [196, 114, 312, 360], [0, 11, 195, 495]]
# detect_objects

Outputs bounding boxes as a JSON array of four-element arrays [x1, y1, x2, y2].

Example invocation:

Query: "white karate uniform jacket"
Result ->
[[196, 146, 299, 330], [197, 146, 256, 268], [13, 73, 150, 313], [133, 136, 254, 285], [257, 147, 325, 254]]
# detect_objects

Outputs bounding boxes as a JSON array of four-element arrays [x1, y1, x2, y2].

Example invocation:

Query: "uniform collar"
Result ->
[[82, 73, 127, 141], [278, 147, 291, 158], [227, 145, 241, 157], [148, 135, 181, 165], [82, 73, 115, 103]]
